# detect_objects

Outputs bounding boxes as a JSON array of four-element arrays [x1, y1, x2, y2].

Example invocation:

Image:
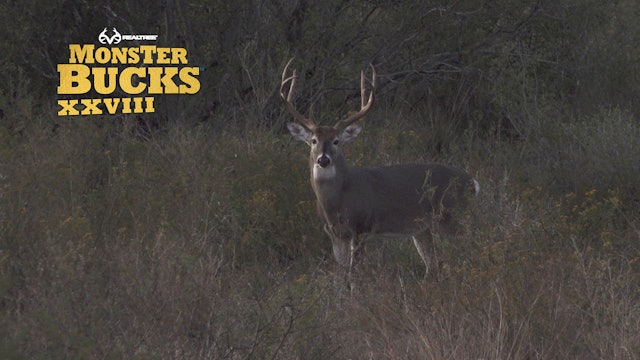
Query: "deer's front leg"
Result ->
[[324, 224, 359, 296], [324, 224, 354, 268]]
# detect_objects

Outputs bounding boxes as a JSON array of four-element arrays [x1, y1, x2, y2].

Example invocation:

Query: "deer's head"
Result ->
[[281, 59, 375, 175]]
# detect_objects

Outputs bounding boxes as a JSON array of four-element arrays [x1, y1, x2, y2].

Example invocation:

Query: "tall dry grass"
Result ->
[[1, 106, 638, 359]]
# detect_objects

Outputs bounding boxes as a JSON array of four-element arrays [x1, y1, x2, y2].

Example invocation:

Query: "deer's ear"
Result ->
[[339, 124, 362, 143], [287, 122, 312, 143]]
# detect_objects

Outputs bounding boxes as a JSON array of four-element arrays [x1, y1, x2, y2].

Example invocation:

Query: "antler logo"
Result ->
[[98, 27, 122, 45]]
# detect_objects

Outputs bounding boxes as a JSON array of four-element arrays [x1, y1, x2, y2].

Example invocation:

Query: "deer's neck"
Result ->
[[309, 160, 349, 220]]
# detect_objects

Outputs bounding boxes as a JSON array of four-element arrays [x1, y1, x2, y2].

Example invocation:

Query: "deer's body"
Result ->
[[313, 162, 473, 235], [281, 59, 478, 274]]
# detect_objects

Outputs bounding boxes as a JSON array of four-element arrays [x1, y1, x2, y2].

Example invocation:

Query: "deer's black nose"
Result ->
[[317, 155, 331, 168]]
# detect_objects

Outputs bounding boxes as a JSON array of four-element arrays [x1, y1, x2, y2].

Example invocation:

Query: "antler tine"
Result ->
[[334, 64, 376, 130], [280, 58, 316, 130]]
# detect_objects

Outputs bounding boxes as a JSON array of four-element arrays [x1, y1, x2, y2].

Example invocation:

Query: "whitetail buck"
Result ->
[[281, 59, 479, 276]]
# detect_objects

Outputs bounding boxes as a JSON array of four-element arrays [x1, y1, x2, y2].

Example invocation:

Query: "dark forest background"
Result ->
[[1, 1, 639, 358]]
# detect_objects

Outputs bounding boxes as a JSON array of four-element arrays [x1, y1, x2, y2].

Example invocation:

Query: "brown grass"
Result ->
[[1, 110, 638, 359]]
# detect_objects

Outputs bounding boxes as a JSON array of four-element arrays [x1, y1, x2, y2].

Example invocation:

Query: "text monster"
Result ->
[[57, 44, 201, 116]]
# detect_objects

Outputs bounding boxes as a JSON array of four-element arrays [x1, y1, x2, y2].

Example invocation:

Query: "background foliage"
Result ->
[[1, 0, 639, 358]]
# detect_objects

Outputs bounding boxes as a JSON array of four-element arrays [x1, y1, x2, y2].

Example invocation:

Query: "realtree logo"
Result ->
[[98, 28, 122, 45], [57, 27, 200, 116]]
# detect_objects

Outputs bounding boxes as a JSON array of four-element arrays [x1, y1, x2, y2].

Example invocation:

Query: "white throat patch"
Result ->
[[313, 164, 337, 181]]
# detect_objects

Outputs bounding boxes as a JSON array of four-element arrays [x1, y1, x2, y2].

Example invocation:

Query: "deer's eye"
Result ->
[[311, 138, 318, 145], [333, 139, 339, 145]]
